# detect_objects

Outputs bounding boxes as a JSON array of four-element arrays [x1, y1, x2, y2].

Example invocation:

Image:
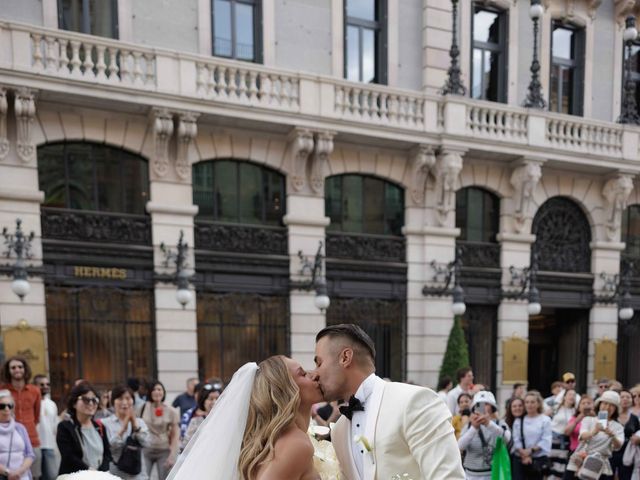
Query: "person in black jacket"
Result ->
[[57, 382, 111, 474]]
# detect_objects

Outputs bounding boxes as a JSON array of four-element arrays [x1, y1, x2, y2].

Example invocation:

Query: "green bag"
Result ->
[[491, 437, 512, 480]]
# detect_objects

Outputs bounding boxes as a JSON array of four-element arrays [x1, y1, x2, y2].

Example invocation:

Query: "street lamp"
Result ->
[[1, 218, 35, 301], [442, 0, 466, 96], [597, 259, 635, 321], [505, 252, 542, 316], [423, 247, 466, 316], [292, 241, 330, 312], [160, 231, 193, 309], [618, 15, 640, 124], [523, 0, 547, 109]]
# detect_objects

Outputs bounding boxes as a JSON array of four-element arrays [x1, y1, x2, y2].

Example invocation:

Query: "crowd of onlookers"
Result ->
[[0, 355, 225, 480], [437, 368, 640, 480]]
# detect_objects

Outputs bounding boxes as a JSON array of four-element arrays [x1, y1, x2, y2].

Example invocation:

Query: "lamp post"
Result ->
[[1, 219, 35, 301], [598, 259, 635, 321], [506, 252, 542, 316], [523, 0, 547, 109], [160, 231, 193, 309], [442, 0, 466, 96], [294, 241, 330, 312], [618, 15, 640, 124], [423, 247, 466, 316]]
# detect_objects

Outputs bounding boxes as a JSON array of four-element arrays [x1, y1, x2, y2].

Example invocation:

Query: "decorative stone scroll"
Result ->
[[543, 0, 602, 23], [614, 0, 638, 24], [433, 149, 463, 226], [287, 128, 314, 192], [309, 131, 334, 194], [409, 144, 436, 206], [602, 174, 634, 241], [510, 159, 543, 233], [0, 88, 8, 160], [176, 112, 199, 181], [14, 88, 36, 163], [151, 108, 173, 178]]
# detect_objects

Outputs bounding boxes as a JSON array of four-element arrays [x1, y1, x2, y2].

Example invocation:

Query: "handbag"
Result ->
[[116, 434, 143, 475], [623, 436, 639, 467], [576, 454, 605, 480], [491, 436, 512, 480]]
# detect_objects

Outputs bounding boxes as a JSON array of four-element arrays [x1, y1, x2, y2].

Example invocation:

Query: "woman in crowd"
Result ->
[[611, 390, 640, 480], [549, 389, 577, 479], [94, 390, 113, 421], [0, 390, 34, 480], [103, 385, 151, 479], [505, 396, 525, 430], [564, 395, 595, 454], [458, 391, 511, 479], [181, 383, 222, 449], [565, 390, 624, 480], [57, 383, 111, 475], [631, 385, 640, 420], [138, 381, 180, 480], [512, 390, 552, 480], [452, 392, 473, 439]]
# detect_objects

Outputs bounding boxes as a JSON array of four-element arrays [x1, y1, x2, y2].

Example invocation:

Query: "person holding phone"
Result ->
[[564, 391, 624, 480], [452, 393, 473, 440], [564, 395, 595, 454]]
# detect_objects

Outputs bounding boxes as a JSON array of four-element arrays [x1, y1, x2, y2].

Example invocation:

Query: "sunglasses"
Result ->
[[0, 404, 14, 410], [80, 396, 99, 406]]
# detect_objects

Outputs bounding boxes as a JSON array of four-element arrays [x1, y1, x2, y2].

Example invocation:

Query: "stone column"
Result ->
[[148, 109, 199, 401], [0, 87, 48, 370], [283, 129, 333, 370], [422, 0, 452, 95], [494, 158, 543, 408], [409, 146, 463, 388]]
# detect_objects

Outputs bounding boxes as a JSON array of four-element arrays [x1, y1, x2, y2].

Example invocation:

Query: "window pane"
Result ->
[[238, 163, 263, 223], [264, 170, 284, 225], [89, 0, 116, 38], [39, 144, 67, 208], [456, 188, 499, 242], [485, 50, 500, 102], [325, 177, 343, 231], [384, 184, 404, 235], [235, 2, 255, 61], [193, 163, 215, 219], [623, 206, 640, 258], [362, 177, 385, 234], [95, 145, 122, 212], [346, 25, 361, 81], [121, 153, 149, 215], [66, 144, 95, 210], [473, 10, 499, 44], [362, 28, 376, 83], [342, 175, 363, 232], [214, 0, 233, 57], [550, 65, 560, 112], [347, 0, 375, 21], [466, 188, 484, 242], [553, 27, 573, 60], [213, 161, 239, 221], [472, 49, 483, 99], [59, 0, 82, 32], [561, 67, 572, 114]]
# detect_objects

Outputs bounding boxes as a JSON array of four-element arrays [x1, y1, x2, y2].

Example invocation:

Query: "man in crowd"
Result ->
[[127, 377, 146, 409], [33, 374, 59, 480], [172, 377, 198, 417], [446, 367, 475, 415], [0, 357, 41, 478]]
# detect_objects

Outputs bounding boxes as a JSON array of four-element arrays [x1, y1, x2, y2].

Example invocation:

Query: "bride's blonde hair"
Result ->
[[238, 355, 301, 480]]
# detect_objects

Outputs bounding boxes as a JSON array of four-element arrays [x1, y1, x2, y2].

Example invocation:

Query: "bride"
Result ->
[[167, 356, 326, 480]]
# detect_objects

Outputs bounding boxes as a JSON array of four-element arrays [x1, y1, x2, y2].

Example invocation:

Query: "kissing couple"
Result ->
[[167, 324, 464, 480]]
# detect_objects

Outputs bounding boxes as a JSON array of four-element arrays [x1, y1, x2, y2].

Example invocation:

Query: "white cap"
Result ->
[[471, 390, 497, 410]]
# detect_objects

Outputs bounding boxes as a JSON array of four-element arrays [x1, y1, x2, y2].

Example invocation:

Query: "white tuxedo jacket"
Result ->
[[332, 381, 464, 480]]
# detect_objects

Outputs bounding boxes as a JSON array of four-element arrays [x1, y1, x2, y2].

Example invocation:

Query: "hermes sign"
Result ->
[[72, 266, 128, 280]]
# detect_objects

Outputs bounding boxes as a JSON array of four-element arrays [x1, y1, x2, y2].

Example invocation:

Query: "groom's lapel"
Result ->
[[362, 379, 386, 480], [333, 416, 361, 480]]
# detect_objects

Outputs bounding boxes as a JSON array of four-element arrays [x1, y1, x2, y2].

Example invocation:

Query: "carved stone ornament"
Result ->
[[602, 174, 634, 241], [433, 150, 463, 226], [510, 160, 543, 233], [615, 0, 640, 24], [176, 112, 199, 181], [409, 144, 436, 206], [0, 88, 8, 160], [309, 131, 334, 194], [14, 88, 36, 163], [543, 0, 602, 22], [151, 108, 174, 178], [288, 128, 314, 192]]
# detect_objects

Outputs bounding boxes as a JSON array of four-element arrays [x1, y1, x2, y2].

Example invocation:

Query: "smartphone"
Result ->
[[597, 410, 608, 429]]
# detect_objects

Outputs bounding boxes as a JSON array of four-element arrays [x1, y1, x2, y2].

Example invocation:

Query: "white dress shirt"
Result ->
[[350, 373, 385, 479], [37, 395, 59, 450]]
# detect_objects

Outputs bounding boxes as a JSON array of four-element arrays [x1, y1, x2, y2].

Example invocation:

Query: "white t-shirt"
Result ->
[[446, 385, 470, 415], [37, 396, 59, 449]]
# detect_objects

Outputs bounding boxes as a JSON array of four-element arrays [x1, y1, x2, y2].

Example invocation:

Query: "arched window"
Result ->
[[455, 187, 500, 242], [622, 204, 640, 260], [38, 143, 149, 215], [193, 160, 285, 225], [325, 174, 404, 235]]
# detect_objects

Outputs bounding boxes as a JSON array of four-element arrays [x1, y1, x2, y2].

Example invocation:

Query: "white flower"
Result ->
[[353, 434, 373, 452], [57, 472, 121, 480], [390, 474, 414, 480]]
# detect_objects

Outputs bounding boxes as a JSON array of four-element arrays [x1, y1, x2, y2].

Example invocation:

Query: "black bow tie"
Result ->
[[339, 395, 365, 420]]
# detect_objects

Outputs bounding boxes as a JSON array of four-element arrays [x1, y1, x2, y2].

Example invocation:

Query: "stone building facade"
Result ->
[[1, 0, 639, 406]]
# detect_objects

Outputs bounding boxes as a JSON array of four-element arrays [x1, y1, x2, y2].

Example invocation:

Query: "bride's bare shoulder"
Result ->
[[256, 428, 315, 480], [275, 427, 314, 456]]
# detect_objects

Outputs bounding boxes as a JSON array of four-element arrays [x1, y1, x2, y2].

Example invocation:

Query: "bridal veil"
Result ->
[[167, 362, 259, 480]]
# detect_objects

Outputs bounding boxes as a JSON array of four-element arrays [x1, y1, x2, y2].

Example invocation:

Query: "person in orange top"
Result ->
[[0, 356, 41, 477]]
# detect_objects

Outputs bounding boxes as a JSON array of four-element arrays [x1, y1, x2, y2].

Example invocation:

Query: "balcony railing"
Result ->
[[1, 21, 639, 167]]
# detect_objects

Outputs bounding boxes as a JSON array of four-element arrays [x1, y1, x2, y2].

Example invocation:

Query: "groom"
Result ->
[[313, 324, 465, 480]]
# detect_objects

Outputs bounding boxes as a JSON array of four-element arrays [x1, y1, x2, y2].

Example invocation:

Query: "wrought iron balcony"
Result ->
[[326, 232, 405, 263]]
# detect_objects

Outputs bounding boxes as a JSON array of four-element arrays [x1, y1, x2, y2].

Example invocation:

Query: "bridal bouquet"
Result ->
[[308, 425, 343, 480]]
